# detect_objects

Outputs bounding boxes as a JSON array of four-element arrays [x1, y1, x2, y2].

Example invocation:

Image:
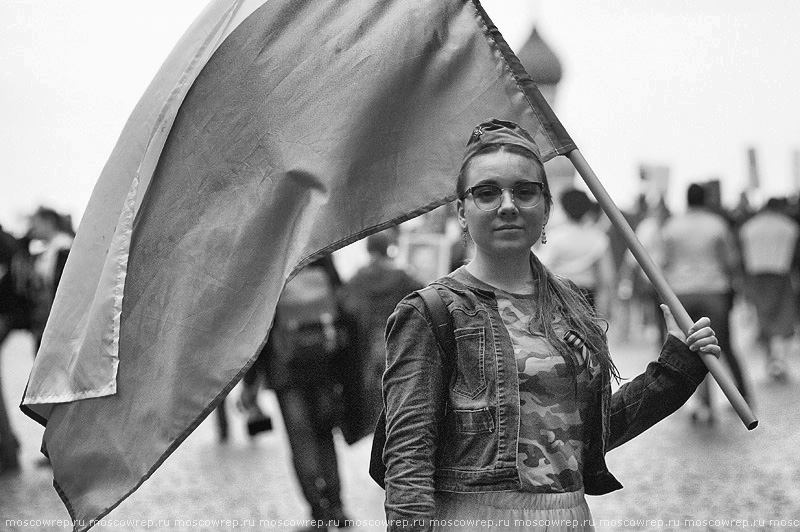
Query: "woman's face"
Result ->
[[457, 149, 550, 261]]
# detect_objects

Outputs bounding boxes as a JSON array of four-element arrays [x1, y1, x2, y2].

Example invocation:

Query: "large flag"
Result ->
[[22, 0, 575, 528]]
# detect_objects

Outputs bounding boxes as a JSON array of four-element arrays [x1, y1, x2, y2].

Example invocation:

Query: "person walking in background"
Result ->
[[661, 184, 750, 423], [267, 255, 352, 531], [738, 197, 800, 382], [0, 224, 26, 475], [338, 229, 422, 439], [618, 198, 671, 342], [537, 188, 615, 315], [380, 119, 721, 531], [26, 207, 74, 351], [12, 207, 75, 469]]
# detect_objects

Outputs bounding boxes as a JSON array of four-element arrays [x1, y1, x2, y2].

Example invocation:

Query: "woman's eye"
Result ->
[[474, 187, 499, 199]]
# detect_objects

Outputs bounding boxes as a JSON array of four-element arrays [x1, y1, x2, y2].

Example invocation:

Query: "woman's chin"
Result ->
[[479, 241, 534, 258]]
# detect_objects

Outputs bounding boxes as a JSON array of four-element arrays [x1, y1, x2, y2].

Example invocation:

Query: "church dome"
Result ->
[[516, 27, 563, 85]]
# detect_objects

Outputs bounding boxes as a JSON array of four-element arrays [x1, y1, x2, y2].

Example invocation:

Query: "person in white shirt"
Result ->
[[738, 197, 800, 381], [537, 188, 615, 316], [661, 184, 750, 423]]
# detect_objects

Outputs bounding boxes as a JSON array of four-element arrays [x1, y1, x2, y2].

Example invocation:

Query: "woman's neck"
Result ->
[[465, 252, 535, 294]]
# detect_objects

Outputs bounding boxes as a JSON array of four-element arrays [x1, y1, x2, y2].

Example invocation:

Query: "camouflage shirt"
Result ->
[[496, 290, 600, 493]]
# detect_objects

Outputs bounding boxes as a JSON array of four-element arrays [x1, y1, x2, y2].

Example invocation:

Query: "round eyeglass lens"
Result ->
[[512, 182, 543, 207]]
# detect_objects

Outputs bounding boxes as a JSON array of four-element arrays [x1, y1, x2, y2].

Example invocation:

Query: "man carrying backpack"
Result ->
[[267, 254, 352, 530]]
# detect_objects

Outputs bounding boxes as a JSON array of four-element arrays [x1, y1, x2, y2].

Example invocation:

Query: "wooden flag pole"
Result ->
[[567, 149, 758, 430]]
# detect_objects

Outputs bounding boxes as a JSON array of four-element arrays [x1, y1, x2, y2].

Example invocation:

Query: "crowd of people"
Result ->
[[0, 207, 74, 475], [615, 184, 800, 423], [1, 125, 799, 530], [527, 176, 800, 426]]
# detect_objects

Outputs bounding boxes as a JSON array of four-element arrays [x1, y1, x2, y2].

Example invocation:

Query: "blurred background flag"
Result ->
[[21, 0, 574, 528], [747, 146, 760, 191]]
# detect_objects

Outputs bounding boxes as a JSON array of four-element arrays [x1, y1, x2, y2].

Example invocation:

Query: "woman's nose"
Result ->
[[497, 189, 518, 213]]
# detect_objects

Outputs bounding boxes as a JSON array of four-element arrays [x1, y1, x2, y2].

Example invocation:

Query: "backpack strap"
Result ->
[[417, 285, 455, 364], [368, 284, 455, 489]]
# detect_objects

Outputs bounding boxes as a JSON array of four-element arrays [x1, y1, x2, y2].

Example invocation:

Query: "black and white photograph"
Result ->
[[1, 1, 798, 531]]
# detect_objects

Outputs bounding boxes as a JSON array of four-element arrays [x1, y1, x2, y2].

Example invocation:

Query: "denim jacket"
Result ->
[[382, 265, 708, 529]]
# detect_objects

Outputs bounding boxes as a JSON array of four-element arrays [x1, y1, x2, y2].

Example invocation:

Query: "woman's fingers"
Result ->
[[660, 304, 682, 338], [685, 316, 711, 336], [686, 319, 721, 357], [659, 309, 721, 357]]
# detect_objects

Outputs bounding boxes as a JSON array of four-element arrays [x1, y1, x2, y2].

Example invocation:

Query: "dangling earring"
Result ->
[[540, 226, 547, 245], [462, 225, 469, 247]]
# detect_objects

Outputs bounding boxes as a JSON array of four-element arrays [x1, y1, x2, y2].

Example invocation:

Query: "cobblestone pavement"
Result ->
[[1, 307, 799, 532]]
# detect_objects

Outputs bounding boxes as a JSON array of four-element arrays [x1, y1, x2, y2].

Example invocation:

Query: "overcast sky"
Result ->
[[2, 0, 798, 234]]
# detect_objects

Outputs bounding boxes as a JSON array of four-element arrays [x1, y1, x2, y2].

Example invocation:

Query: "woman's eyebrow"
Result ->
[[473, 179, 542, 186]]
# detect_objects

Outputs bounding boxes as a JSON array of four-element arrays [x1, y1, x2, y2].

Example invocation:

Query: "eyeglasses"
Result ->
[[463, 182, 545, 211]]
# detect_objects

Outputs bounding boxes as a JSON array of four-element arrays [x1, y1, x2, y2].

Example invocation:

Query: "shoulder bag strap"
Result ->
[[369, 284, 455, 489], [417, 285, 455, 366]]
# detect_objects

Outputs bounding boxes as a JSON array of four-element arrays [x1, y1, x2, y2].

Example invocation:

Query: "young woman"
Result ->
[[381, 119, 720, 532]]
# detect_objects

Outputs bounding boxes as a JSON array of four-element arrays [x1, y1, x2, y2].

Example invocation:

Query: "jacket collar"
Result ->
[[444, 253, 540, 296]]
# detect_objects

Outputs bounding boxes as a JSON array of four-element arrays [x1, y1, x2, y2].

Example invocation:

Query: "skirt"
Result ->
[[432, 489, 594, 532]]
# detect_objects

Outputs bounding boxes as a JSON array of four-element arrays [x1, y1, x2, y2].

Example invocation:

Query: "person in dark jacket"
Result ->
[[267, 255, 352, 531], [339, 230, 423, 438], [27, 207, 73, 351], [0, 225, 25, 475], [381, 119, 720, 532]]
